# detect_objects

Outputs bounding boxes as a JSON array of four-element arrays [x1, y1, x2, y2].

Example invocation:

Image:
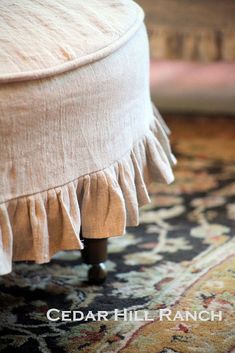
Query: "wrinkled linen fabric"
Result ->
[[0, 0, 176, 275]]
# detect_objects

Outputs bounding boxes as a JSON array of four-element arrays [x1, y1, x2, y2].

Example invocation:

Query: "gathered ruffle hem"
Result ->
[[0, 107, 176, 275]]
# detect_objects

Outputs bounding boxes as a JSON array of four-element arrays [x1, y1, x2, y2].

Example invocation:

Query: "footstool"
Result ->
[[0, 0, 176, 282]]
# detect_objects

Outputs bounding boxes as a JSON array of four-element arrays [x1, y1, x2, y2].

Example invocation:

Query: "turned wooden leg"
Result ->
[[81, 235, 108, 284]]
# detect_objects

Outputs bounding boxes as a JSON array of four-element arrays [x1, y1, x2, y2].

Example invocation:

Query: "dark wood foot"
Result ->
[[81, 237, 108, 284], [88, 263, 107, 285]]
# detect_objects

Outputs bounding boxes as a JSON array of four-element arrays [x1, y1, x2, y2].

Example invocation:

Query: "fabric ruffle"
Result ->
[[149, 26, 235, 62], [0, 107, 176, 275]]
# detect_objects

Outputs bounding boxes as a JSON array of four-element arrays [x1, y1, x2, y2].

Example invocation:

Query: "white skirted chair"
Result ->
[[0, 0, 176, 283]]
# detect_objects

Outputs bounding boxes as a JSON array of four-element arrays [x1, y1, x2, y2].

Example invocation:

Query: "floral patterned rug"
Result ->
[[0, 116, 235, 353]]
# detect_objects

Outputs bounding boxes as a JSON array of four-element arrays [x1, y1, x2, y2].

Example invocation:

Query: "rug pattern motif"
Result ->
[[0, 116, 235, 353]]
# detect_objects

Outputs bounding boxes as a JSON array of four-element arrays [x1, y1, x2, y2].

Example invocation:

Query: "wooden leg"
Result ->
[[81, 235, 108, 284]]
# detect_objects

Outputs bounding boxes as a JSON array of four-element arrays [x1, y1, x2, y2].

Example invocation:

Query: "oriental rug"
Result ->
[[0, 116, 235, 353]]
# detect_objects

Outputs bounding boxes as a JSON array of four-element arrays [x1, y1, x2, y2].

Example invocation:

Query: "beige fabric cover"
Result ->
[[0, 0, 176, 275]]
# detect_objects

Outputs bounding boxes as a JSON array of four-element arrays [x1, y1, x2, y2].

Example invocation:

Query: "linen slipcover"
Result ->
[[0, 0, 176, 275]]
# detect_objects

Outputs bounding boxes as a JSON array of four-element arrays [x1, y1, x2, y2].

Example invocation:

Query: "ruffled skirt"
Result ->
[[0, 24, 175, 275]]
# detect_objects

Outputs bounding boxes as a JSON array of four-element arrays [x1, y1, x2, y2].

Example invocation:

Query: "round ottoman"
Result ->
[[0, 0, 176, 276]]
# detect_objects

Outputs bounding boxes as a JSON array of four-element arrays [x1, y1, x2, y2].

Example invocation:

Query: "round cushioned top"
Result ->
[[0, 0, 144, 83]]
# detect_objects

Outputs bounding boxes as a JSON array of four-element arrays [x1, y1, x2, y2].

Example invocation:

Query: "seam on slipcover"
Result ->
[[0, 4, 144, 84], [1, 116, 157, 205]]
